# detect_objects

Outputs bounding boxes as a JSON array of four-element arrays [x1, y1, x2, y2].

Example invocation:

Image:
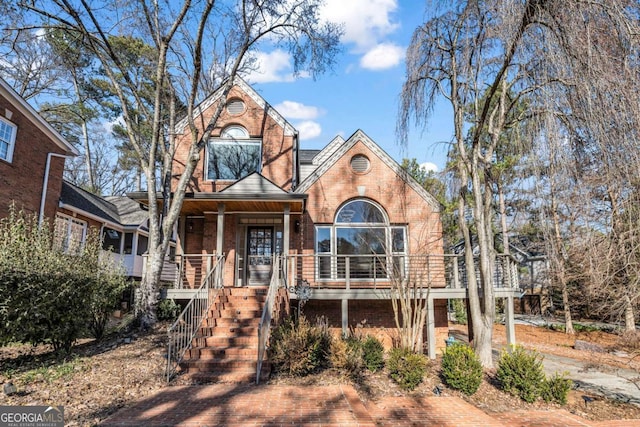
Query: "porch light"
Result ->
[[187, 221, 194, 232], [294, 220, 301, 234]]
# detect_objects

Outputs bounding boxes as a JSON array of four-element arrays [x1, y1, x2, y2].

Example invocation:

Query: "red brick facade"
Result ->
[[0, 82, 76, 221], [171, 79, 450, 352], [172, 85, 295, 193]]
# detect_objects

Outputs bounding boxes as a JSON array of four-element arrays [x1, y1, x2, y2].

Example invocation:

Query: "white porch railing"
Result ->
[[281, 253, 520, 290], [165, 254, 225, 381]]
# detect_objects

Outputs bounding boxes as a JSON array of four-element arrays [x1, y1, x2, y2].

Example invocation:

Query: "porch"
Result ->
[[162, 252, 523, 360]]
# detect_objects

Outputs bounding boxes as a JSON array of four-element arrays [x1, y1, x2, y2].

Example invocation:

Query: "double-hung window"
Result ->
[[207, 125, 261, 180], [54, 214, 87, 254], [0, 117, 17, 163], [315, 199, 407, 280]]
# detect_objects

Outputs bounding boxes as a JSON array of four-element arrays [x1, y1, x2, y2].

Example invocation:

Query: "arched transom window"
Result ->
[[207, 125, 261, 180], [315, 199, 407, 280]]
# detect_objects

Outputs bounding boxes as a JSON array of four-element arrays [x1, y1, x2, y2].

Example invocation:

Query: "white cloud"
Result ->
[[245, 49, 303, 84], [320, 0, 399, 51], [274, 101, 322, 120], [296, 121, 322, 140], [420, 162, 439, 173], [360, 43, 405, 70]]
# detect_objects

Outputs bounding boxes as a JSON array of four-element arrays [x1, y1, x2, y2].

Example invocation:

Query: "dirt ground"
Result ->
[[1, 320, 639, 426]]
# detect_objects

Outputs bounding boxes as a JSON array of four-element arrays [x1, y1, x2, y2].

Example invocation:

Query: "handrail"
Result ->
[[165, 254, 225, 382], [256, 255, 285, 384], [281, 253, 520, 290]]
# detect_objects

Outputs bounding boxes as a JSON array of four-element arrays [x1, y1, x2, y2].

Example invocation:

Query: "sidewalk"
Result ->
[[100, 383, 640, 426]]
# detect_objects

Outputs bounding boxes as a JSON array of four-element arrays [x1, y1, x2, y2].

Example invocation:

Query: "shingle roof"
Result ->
[[299, 149, 321, 164], [104, 196, 149, 226], [60, 181, 148, 227]]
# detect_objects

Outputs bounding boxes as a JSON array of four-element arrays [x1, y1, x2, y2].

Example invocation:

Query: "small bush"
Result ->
[[330, 336, 364, 376], [362, 336, 385, 372], [269, 316, 331, 376], [542, 372, 573, 405], [157, 299, 181, 321], [451, 299, 467, 324], [387, 347, 427, 391], [441, 343, 483, 395], [497, 346, 546, 403]]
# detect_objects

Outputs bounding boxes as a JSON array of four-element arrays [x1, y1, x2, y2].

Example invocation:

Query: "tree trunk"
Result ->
[[624, 295, 637, 332], [137, 249, 165, 328], [550, 185, 574, 334]]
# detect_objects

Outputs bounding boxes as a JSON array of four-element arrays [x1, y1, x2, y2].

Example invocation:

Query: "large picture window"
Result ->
[[206, 125, 261, 180], [0, 117, 17, 163], [315, 199, 407, 280]]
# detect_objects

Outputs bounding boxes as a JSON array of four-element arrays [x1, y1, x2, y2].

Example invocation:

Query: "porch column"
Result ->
[[427, 297, 436, 359], [216, 203, 225, 255], [341, 299, 349, 335], [177, 215, 186, 256], [505, 295, 516, 348], [283, 204, 290, 255]]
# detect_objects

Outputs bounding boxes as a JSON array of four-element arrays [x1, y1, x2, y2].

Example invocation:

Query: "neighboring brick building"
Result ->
[[149, 77, 453, 356], [0, 77, 79, 220], [0, 77, 164, 283]]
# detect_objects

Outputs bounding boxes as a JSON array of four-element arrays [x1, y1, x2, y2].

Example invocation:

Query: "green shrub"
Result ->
[[387, 347, 427, 391], [451, 299, 467, 324], [269, 316, 331, 376], [157, 299, 181, 321], [362, 336, 385, 372], [441, 343, 483, 395], [497, 346, 546, 403], [542, 372, 573, 405], [0, 207, 127, 351], [330, 336, 364, 376]]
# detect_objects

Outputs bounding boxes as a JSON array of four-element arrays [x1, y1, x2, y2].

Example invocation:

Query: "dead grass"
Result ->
[[1, 320, 639, 425]]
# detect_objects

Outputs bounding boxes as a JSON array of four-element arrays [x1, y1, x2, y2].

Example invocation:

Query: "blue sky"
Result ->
[[244, 0, 453, 172]]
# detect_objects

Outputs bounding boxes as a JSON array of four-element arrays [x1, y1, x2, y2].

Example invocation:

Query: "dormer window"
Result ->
[[207, 125, 262, 180]]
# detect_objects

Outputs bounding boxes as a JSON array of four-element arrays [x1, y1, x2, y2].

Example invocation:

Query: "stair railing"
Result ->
[[166, 254, 225, 382], [256, 255, 287, 384]]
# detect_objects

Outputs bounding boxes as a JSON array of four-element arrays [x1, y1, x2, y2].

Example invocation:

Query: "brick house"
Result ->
[[0, 77, 79, 220], [133, 78, 515, 381], [0, 77, 171, 284]]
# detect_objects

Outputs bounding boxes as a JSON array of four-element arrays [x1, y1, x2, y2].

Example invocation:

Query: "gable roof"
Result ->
[[59, 181, 148, 228], [0, 78, 79, 156], [175, 76, 296, 137], [296, 129, 441, 212], [299, 149, 321, 164], [220, 172, 289, 195]]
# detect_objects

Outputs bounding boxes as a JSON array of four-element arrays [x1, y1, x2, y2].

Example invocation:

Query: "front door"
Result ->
[[247, 226, 274, 286]]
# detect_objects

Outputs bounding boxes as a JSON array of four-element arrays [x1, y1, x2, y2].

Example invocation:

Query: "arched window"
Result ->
[[315, 199, 407, 280], [207, 125, 261, 180], [220, 125, 249, 139]]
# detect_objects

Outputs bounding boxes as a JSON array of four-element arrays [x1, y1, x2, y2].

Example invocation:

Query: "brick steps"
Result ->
[[180, 286, 269, 383]]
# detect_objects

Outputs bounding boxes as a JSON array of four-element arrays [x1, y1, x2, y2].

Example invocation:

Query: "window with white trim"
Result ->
[[54, 214, 87, 254], [206, 125, 261, 180], [314, 199, 407, 280], [0, 117, 17, 163]]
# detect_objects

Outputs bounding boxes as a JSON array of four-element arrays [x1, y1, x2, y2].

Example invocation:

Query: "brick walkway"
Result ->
[[100, 384, 640, 427]]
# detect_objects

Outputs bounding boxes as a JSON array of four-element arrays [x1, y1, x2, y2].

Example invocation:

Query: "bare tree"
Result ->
[[399, 0, 556, 367], [17, 0, 341, 327], [400, 0, 640, 364]]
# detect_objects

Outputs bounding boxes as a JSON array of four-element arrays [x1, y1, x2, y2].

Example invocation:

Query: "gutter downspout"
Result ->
[[292, 131, 299, 191], [39, 152, 70, 226]]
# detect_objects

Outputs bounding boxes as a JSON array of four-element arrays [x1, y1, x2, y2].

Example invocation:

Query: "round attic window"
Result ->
[[350, 154, 370, 173], [226, 99, 246, 115]]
